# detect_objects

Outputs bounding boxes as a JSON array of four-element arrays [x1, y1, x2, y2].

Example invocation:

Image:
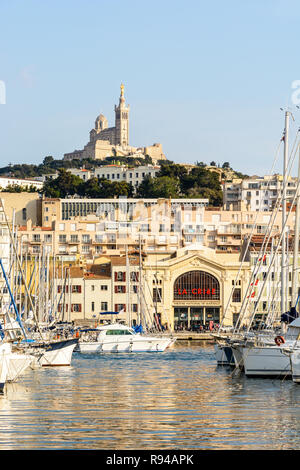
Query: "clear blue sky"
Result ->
[[1, 0, 300, 175]]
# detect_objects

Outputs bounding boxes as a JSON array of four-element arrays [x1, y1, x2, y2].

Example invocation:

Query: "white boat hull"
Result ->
[[231, 345, 244, 369], [289, 350, 300, 383], [0, 343, 33, 392], [78, 336, 174, 353], [34, 339, 78, 366], [242, 345, 291, 377], [0, 344, 9, 392], [6, 353, 33, 382]]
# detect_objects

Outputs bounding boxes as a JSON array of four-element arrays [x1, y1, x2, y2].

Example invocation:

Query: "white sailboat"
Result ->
[[229, 112, 300, 378], [0, 198, 78, 368]]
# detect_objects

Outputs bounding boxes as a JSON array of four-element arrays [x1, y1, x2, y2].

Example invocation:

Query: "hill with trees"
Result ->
[[1, 156, 249, 206]]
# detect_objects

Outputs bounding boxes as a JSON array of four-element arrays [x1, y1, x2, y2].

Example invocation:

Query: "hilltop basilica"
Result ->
[[63, 84, 166, 164]]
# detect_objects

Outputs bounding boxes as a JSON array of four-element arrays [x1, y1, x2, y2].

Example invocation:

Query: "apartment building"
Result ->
[[93, 164, 160, 189], [54, 257, 141, 324], [0, 176, 44, 191], [14, 194, 296, 262], [223, 175, 298, 211]]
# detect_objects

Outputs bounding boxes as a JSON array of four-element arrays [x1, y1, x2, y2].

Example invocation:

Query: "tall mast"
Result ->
[[291, 143, 300, 306], [281, 111, 290, 314]]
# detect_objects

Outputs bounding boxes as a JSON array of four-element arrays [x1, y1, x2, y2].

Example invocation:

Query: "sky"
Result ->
[[1, 0, 300, 175]]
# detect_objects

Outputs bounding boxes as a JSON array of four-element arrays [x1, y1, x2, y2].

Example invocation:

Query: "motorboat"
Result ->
[[76, 323, 176, 353]]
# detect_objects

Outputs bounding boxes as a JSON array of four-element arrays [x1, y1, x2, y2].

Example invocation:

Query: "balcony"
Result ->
[[69, 237, 80, 244]]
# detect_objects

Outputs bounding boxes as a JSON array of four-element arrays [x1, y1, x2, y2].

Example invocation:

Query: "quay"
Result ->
[[173, 332, 213, 341]]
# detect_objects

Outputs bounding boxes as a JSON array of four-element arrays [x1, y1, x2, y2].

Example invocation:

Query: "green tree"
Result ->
[[42, 169, 83, 197], [137, 175, 179, 198]]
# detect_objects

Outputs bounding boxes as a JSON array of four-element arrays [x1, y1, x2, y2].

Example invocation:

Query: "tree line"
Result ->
[[42, 163, 224, 206]]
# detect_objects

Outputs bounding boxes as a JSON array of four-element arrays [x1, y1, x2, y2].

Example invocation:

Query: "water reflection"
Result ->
[[0, 342, 300, 449]]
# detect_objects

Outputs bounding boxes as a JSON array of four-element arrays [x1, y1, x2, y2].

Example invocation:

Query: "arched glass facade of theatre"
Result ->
[[173, 271, 221, 329]]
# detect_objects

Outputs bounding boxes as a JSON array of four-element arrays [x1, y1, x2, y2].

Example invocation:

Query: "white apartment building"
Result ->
[[93, 164, 160, 189], [223, 175, 298, 211], [0, 177, 44, 191], [36, 165, 160, 190]]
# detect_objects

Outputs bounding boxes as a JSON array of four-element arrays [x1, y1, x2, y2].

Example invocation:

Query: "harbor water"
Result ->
[[1, 341, 300, 450]]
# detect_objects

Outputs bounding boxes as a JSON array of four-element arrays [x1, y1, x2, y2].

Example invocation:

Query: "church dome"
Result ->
[[96, 113, 107, 122], [95, 113, 108, 130]]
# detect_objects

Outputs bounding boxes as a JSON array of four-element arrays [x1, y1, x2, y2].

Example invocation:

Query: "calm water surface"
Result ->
[[1, 341, 300, 450]]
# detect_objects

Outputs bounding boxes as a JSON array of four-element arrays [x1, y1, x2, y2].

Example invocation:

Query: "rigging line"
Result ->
[[144, 273, 161, 332], [0, 198, 44, 341], [245, 172, 300, 334], [234, 197, 283, 332], [249, 135, 300, 328], [220, 137, 283, 331], [235, 133, 300, 332], [235, 127, 300, 331]]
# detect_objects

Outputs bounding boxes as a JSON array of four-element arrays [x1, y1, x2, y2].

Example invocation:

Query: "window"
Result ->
[[115, 285, 126, 293], [101, 302, 108, 311], [115, 304, 126, 312], [232, 288, 241, 303], [130, 272, 139, 282], [153, 288, 162, 303], [91, 302, 95, 312], [101, 285, 108, 291], [22, 208, 27, 220], [115, 271, 125, 282], [72, 285, 82, 293], [71, 304, 82, 312], [106, 329, 132, 336]]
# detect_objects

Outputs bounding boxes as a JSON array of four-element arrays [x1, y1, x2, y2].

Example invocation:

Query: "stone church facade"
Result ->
[[64, 84, 166, 163]]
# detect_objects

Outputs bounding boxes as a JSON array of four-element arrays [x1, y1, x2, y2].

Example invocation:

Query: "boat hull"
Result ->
[[242, 345, 291, 377], [289, 350, 300, 383], [32, 339, 78, 366], [214, 344, 235, 365], [6, 353, 33, 382], [77, 337, 174, 353], [231, 345, 244, 370]]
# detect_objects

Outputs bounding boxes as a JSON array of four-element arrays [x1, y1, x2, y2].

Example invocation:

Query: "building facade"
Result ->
[[223, 175, 298, 211]]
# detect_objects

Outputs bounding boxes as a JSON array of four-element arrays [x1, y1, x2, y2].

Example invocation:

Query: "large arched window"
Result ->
[[174, 271, 220, 300]]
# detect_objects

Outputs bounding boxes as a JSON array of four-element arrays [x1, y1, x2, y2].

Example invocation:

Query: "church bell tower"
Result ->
[[115, 83, 130, 147]]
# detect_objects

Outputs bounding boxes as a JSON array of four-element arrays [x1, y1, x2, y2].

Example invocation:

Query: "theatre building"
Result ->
[[143, 245, 251, 330]]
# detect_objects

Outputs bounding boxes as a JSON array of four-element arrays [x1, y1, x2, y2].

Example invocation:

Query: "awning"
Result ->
[[99, 311, 120, 315]]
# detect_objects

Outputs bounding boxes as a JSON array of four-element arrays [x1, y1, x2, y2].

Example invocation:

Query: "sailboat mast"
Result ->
[[281, 110, 290, 314], [292, 143, 300, 306]]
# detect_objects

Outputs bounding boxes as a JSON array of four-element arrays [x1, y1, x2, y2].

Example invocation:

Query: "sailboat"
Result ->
[[213, 110, 300, 377], [0, 198, 78, 368]]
